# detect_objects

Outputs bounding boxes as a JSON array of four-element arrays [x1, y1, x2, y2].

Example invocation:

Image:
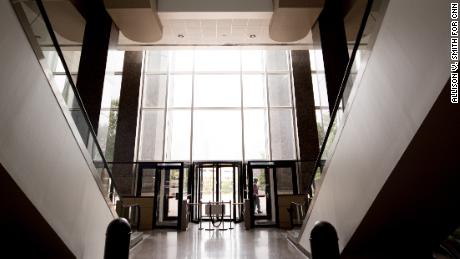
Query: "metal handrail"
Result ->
[[307, 0, 375, 196]]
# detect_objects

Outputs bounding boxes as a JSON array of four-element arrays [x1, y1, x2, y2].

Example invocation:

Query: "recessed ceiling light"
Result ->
[[178, 34, 184, 38], [249, 34, 256, 38]]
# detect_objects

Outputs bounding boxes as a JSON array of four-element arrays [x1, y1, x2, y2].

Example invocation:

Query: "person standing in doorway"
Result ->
[[253, 178, 262, 214]]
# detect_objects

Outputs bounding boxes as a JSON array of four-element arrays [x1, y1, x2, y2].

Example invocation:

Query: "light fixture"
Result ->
[[249, 34, 256, 38]]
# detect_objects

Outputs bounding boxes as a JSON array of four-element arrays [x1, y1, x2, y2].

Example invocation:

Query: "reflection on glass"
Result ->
[[270, 109, 296, 160], [243, 74, 266, 107], [141, 169, 155, 196], [139, 110, 164, 160], [61, 51, 81, 73], [164, 110, 191, 161], [193, 110, 242, 160], [194, 75, 240, 107], [143, 75, 167, 108], [268, 74, 292, 107], [70, 110, 90, 145], [244, 109, 269, 160], [276, 168, 293, 194], [53, 75, 78, 108], [43, 51, 61, 72]]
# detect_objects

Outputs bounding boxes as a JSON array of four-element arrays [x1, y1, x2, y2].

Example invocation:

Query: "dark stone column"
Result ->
[[76, 4, 113, 132], [291, 50, 320, 194], [318, 0, 350, 113], [112, 51, 143, 196]]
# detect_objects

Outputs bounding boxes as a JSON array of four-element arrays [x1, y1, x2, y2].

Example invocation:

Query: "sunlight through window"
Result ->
[[137, 49, 298, 162]]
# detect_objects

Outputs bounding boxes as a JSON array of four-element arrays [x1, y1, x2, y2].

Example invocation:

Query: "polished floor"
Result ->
[[130, 223, 307, 259]]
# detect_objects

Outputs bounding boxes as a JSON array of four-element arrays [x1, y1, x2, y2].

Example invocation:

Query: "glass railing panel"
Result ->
[[11, 0, 119, 215], [308, 0, 389, 199]]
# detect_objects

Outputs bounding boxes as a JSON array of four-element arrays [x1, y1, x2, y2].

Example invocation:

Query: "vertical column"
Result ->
[[76, 4, 115, 132], [112, 51, 143, 196], [317, 0, 349, 113], [292, 50, 320, 194]]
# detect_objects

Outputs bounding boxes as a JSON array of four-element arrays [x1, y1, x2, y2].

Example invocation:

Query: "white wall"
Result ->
[[0, 2, 114, 258], [298, 0, 450, 253]]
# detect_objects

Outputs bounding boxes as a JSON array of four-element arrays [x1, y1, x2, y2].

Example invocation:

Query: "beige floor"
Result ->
[[130, 223, 307, 259]]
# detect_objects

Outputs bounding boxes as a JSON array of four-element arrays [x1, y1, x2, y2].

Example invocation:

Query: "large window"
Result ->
[[97, 51, 124, 160], [137, 49, 298, 162], [309, 49, 329, 145]]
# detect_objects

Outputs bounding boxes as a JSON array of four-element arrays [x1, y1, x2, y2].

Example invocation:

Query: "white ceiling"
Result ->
[[157, 0, 273, 12], [118, 13, 314, 47]]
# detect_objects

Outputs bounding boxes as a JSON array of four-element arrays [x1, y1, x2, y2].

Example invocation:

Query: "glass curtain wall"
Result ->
[[96, 50, 125, 161], [309, 49, 329, 144], [137, 49, 298, 162]]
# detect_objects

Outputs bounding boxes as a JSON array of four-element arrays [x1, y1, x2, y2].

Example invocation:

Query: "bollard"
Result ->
[[104, 218, 132, 259], [310, 221, 340, 259]]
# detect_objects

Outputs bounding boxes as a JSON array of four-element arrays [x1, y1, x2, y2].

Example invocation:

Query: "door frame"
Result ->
[[247, 160, 298, 228], [137, 162, 188, 230], [191, 161, 243, 223]]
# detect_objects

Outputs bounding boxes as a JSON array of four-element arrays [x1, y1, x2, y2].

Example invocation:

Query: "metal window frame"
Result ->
[[136, 49, 299, 163]]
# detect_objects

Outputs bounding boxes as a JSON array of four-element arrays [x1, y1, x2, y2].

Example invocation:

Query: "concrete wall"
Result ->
[[298, 0, 450, 252], [0, 2, 114, 258]]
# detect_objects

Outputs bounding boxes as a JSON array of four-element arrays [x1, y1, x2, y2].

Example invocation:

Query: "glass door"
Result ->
[[247, 161, 298, 227], [138, 167, 156, 197], [191, 162, 242, 222], [137, 162, 186, 229], [250, 166, 277, 226], [199, 166, 215, 217], [155, 168, 179, 227]]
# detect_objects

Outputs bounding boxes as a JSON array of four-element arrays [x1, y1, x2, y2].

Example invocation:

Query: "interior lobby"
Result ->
[[1, 0, 459, 258]]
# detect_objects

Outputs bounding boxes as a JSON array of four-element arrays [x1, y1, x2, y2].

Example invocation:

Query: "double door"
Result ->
[[137, 163, 189, 229], [191, 162, 243, 222]]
